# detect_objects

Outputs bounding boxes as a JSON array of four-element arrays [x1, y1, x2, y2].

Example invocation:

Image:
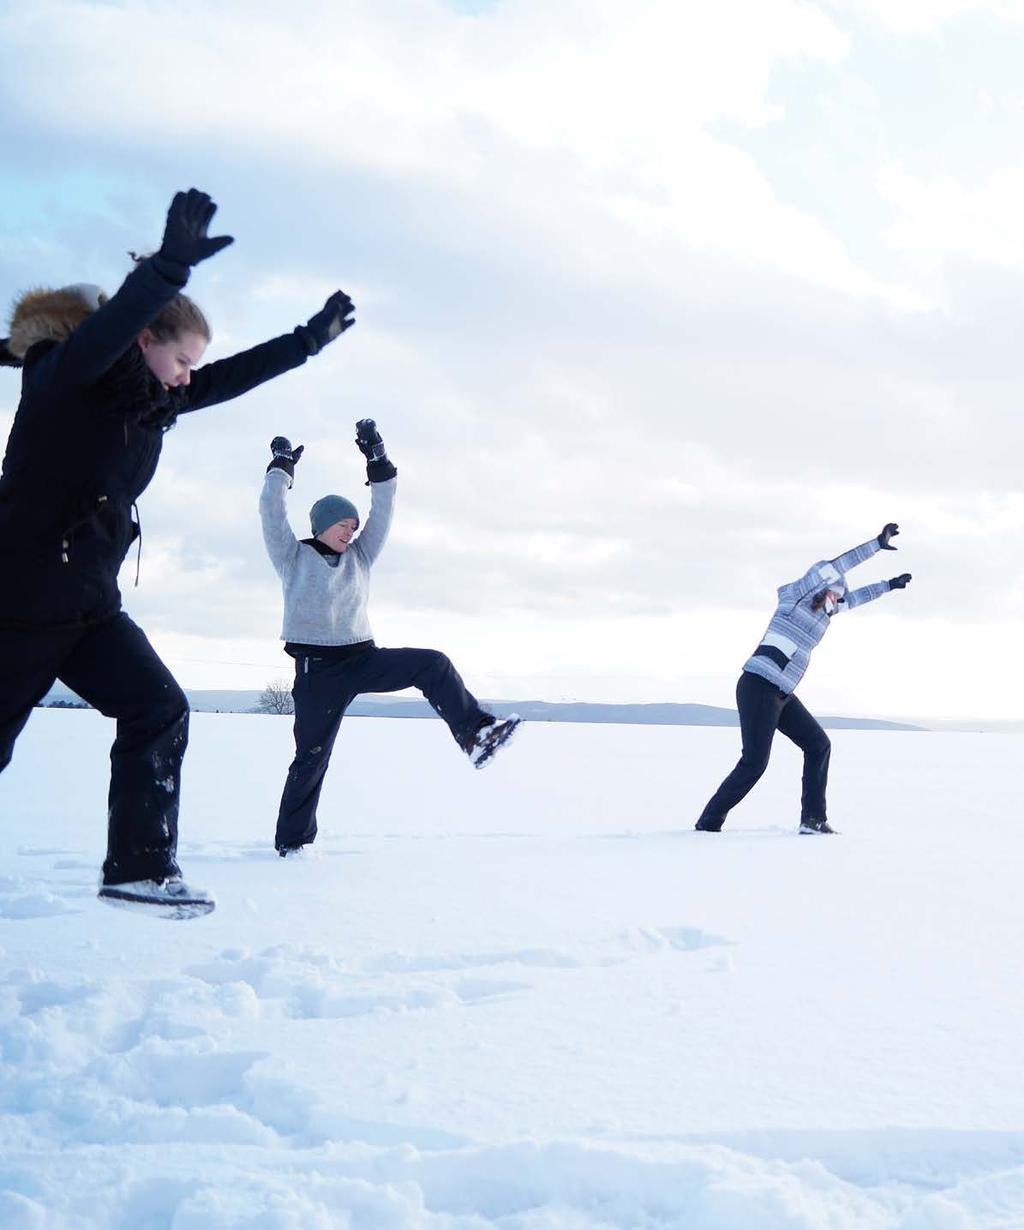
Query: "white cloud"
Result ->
[[879, 161, 1024, 270], [831, 0, 1024, 34]]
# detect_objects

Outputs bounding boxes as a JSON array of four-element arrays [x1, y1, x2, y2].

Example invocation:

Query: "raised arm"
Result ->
[[843, 570, 912, 612], [180, 290, 355, 413], [259, 437, 303, 577], [352, 419, 398, 566], [779, 523, 900, 602], [39, 259, 184, 390], [831, 520, 898, 575], [44, 189, 232, 390]]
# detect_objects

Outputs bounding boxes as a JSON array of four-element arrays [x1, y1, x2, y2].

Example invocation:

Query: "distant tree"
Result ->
[[254, 679, 295, 716], [38, 698, 90, 709]]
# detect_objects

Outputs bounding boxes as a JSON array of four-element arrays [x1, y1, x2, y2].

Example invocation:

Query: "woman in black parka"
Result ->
[[0, 188, 355, 917]]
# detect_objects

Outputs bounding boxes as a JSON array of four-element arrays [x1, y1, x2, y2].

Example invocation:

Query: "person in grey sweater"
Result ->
[[259, 422, 520, 855], [695, 524, 912, 834]]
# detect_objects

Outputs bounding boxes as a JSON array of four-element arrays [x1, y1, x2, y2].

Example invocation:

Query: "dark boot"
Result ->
[[465, 714, 522, 768], [798, 817, 836, 834]]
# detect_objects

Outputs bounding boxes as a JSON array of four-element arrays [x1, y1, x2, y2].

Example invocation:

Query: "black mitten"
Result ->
[[355, 418, 397, 483], [156, 189, 233, 278], [297, 291, 355, 355], [878, 522, 899, 550], [888, 573, 912, 590], [267, 436, 304, 480]]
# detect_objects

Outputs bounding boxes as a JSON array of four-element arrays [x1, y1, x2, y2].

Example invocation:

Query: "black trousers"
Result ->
[[698, 670, 831, 828], [275, 646, 487, 851], [0, 613, 188, 884]]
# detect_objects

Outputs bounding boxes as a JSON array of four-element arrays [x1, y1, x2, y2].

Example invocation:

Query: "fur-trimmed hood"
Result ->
[[3, 283, 108, 363]]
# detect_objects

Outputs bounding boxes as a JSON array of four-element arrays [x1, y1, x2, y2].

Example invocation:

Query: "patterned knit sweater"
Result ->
[[742, 537, 892, 694], [259, 468, 396, 646]]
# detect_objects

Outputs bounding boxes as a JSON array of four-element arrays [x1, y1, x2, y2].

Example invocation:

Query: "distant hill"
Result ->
[[39, 684, 923, 730]]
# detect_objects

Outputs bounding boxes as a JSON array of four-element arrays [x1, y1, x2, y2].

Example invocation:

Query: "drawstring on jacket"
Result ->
[[132, 501, 142, 587]]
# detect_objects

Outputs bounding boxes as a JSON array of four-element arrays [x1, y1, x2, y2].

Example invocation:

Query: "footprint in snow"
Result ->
[[0, 885, 78, 919], [365, 947, 580, 974], [16, 846, 82, 857], [455, 976, 532, 1002], [601, 925, 734, 963]]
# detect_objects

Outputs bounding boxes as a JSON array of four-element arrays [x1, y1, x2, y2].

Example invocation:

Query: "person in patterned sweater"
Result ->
[[695, 524, 912, 835]]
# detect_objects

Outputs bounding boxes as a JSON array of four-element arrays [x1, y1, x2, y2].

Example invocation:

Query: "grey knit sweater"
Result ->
[[259, 468, 396, 646], [742, 537, 892, 694]]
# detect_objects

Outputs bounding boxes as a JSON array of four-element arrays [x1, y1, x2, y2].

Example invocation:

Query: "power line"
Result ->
[[164, 656, 287, 670]]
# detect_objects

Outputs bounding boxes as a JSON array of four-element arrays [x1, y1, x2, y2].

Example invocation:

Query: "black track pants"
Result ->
[[0, 613, 189, 883], [275, 647, 487, 851], [697, 671, 831, 828]]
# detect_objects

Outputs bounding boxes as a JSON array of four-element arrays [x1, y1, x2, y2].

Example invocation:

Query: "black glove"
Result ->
[[355, 418, 397, 483], [888, 573, 912, 590], [297, 291, 355, 355], [267, 436, 304, 480], [878, 522, 899, 550], [156, 189, 233, 275]]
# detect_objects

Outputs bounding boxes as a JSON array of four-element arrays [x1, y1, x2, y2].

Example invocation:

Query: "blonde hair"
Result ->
[[147, 293, 211, 344], [128, 252, 211, 344]]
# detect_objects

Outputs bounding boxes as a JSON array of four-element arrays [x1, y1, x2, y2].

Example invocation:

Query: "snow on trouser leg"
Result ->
[[275, 657, 350, 852], [102, 697, 189, 886], [50, 612, 191, 885], [275, 744, 335, 852]]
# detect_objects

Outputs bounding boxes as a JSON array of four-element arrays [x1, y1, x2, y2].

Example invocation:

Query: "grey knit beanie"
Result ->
[[310, 495, 360, 536]]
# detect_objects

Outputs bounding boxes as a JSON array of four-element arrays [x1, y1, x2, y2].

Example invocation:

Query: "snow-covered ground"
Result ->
[[1, 708, 1022, 1228]]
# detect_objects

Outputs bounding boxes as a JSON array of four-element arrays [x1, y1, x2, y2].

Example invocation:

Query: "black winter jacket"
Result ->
[[0, 258, 310, 629]]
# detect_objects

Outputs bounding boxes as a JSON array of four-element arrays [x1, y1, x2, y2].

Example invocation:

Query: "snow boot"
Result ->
[[799, 817, 836, 835], [694, 818, 723, 832], [466, 714, 522, 769], [97, 876, 216, 919]]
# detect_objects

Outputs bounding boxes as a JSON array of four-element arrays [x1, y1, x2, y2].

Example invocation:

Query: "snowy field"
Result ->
[[1, 708, 1022, 1229]]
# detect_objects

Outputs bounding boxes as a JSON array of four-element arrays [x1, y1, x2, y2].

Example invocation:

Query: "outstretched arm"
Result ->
[[180, 332, 309, 411], [780, 524, 899, 601], [828, 537, 882, 576], [842, 565, 912, 613], [352, 420, 397, 566], [841, 580, 892, 611], [180, 290, 356, 413], [44, 188, 232, 390], [259, 438, 302, 577], [830, 522, 899, 575]]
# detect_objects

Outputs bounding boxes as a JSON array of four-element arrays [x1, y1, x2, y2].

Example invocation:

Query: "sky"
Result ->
[[1, 0, 1022, 721]]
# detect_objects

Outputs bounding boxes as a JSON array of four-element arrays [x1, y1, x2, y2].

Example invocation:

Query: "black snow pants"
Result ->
[[275, 646, 488, 851], [0, 612, 189, 884], [697, 670, 831, 829]]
